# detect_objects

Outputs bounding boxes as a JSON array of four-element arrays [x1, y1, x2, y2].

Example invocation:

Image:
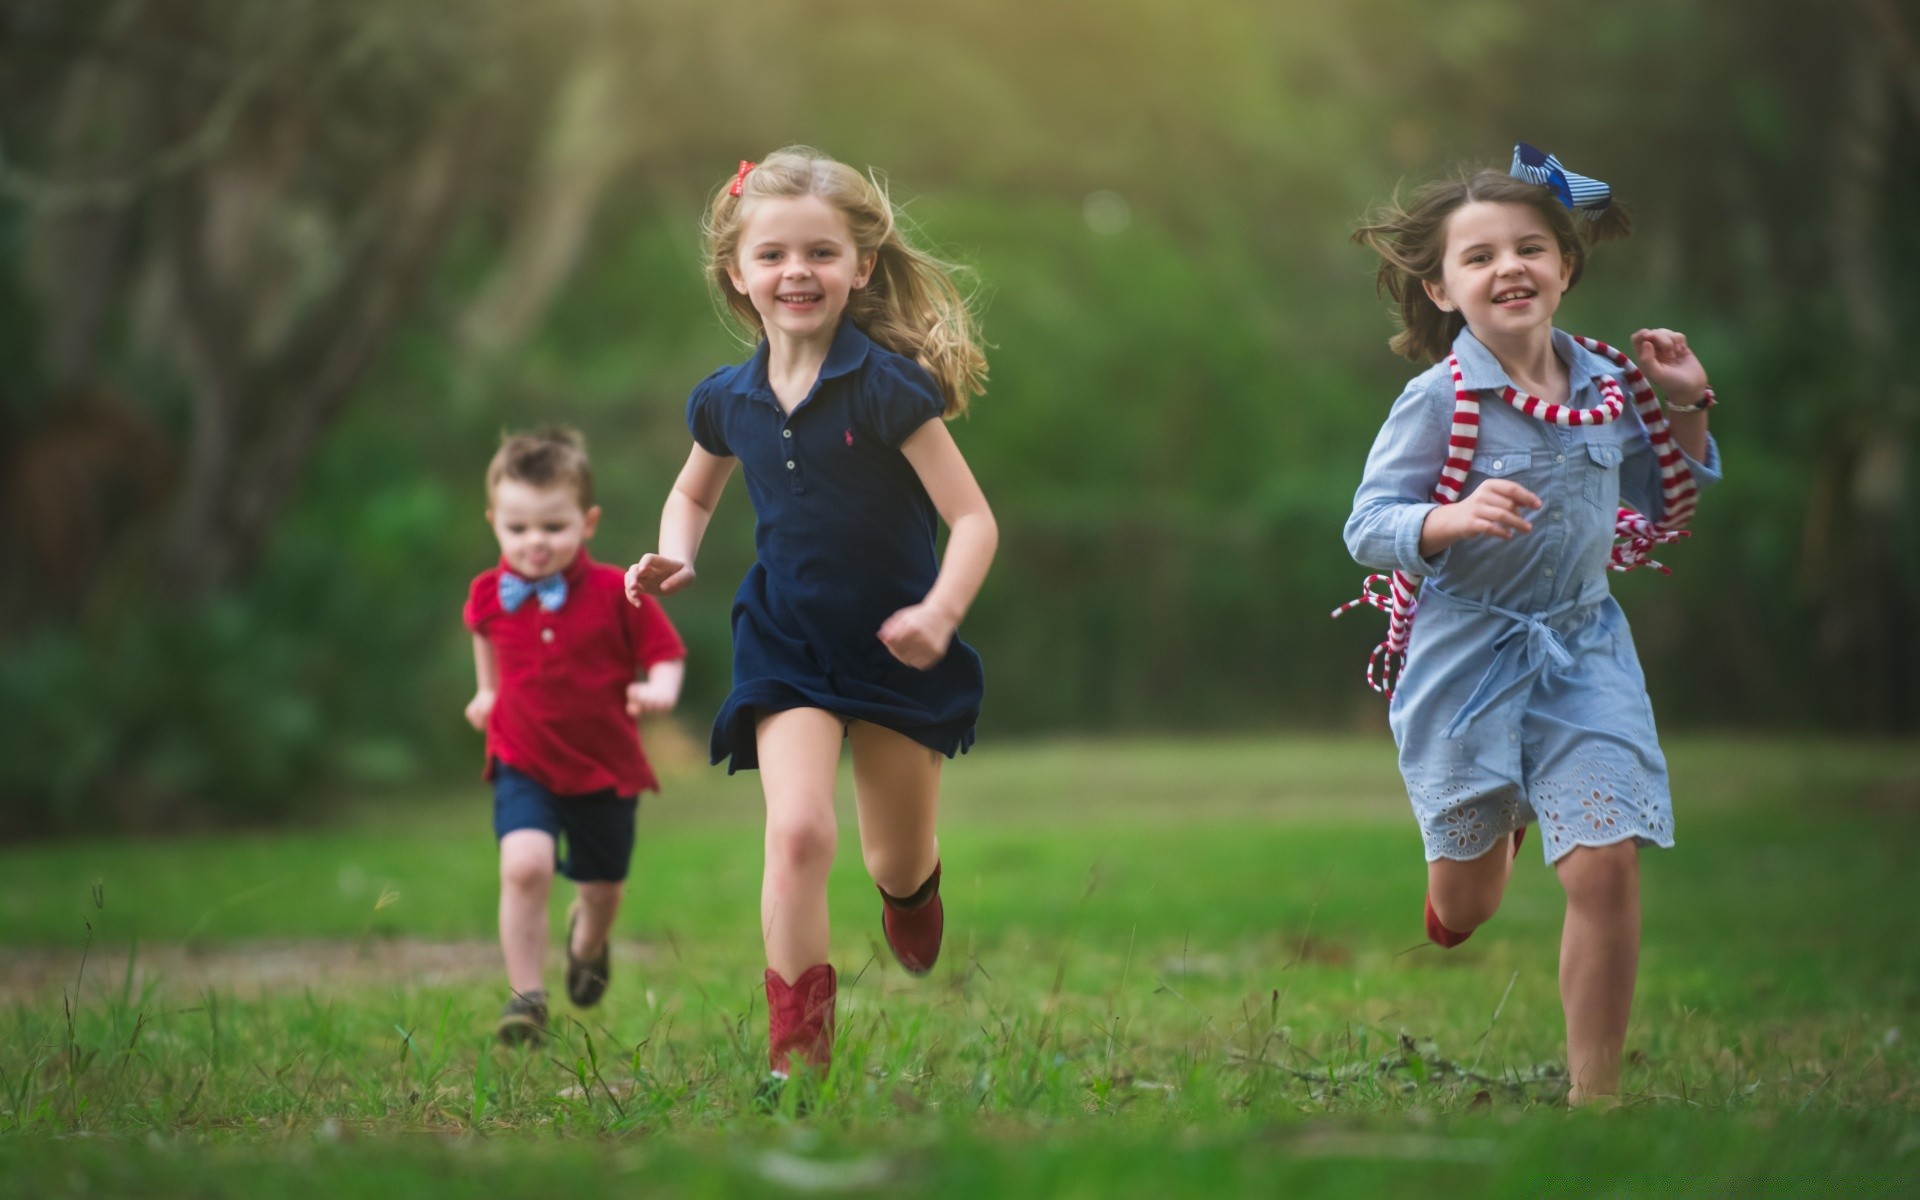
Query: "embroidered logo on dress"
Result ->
[[844, 428, 854, 446]]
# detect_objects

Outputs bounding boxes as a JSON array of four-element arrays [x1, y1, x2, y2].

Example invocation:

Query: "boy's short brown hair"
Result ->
[[486, 426, 594, 509]]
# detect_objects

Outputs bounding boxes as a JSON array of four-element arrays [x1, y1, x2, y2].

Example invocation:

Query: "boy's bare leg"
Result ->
[[847, 721, 941, 898], [755, 707, 844, 982], [499, 829, 557, 994], [1556, 840, 1640, 1106], [571, 882, 623, 958]]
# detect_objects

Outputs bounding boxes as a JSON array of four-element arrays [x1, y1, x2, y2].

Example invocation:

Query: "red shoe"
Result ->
[[765, 963, 836, 1077], [1424, 827, 1527, 949], [879, 862, 943, 976]]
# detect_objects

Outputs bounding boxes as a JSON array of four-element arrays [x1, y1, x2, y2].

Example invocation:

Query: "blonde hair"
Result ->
[[1352, 167, 1631, 363], [486, 426, 593, 509], [703, 146, 987, 417]]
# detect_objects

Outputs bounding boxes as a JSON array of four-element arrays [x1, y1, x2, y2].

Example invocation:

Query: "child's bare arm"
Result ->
[[466, 634, 498, 731], [626, 658, 686, 718], [627, 445, 736, 601], [879, 419, 997, 670]]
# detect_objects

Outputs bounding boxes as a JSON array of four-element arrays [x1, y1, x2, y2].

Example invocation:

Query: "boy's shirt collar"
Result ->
[[496, 550, 595, 613]]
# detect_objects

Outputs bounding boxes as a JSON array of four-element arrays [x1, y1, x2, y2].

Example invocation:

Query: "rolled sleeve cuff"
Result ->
[[1395, 502, 1449, 576], [1681, 434, 1723, 489]]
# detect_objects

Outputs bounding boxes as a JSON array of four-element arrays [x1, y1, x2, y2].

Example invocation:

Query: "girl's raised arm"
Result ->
[[626, 444, 737, 601], [878, 419, 998, 669]]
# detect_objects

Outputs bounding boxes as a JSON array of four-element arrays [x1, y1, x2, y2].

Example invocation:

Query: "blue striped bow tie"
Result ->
[[1510, 143, 1612, 214], [499, 570, 568, 613]]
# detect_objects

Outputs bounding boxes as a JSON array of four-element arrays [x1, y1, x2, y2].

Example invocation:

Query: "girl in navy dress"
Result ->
[[626, 147, 994, 1086], [1342, 147, 1722, 1105]]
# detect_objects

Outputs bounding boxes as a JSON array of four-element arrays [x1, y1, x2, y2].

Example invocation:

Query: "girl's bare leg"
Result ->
[[755, 707, 845, 981], [1555, 840, 1640, 1105], [847, 721, 942, 897], [1426, 831, 1522, 936]]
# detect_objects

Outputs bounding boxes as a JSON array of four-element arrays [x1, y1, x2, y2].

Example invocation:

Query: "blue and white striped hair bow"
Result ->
[[1510, 143, 1612, 215], [499, 570, 568, 613]]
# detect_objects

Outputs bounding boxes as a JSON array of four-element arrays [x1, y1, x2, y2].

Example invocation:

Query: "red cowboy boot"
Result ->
[[765, 963, 836, 1077], [1424, 827, 1526, 948], [879, 861, 943, 976]]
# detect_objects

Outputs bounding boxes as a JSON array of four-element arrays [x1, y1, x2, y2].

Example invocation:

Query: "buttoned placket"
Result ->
[[764, 389, 816, 496]]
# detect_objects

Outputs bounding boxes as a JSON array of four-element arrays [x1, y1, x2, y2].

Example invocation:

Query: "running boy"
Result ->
[[464, 427, 687, 1045]]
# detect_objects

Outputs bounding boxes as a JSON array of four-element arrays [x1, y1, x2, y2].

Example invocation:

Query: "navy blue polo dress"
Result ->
[[687, 318, 985, 773]]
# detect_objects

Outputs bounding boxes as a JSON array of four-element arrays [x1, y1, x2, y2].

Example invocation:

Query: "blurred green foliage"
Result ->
[[1, 0, 1915, 834]]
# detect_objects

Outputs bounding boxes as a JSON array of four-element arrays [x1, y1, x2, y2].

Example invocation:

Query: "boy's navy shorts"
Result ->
[[491, 762, 638, 883]]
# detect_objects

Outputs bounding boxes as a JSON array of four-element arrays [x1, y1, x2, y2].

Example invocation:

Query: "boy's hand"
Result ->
[[626, 680, 677, 718], [878, 602, 957, 670], [465, 689, 496, 731], [1632, 327, 1710, 408], [626, 554, 694, 601]]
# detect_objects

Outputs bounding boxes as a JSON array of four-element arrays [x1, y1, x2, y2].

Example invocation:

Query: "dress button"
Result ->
[[1555, 453, 1566, 464], [786, 460, 795, 470], [1492, 459, 1504, 471], [782, 429, 792, 438], [1544, 567, 1556, 578], [541, 628, 555, 644]]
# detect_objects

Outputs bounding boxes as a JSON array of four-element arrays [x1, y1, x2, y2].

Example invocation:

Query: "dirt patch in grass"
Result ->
[[0, 937, 666, 1004]]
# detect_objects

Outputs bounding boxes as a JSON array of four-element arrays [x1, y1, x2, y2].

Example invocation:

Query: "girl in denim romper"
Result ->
[[1344, 149, 1722, 1105]]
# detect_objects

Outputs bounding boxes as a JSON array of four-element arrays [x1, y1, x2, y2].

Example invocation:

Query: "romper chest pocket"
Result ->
[[1582, 441, 1622, 509], [1473, 449, 1532, 478]]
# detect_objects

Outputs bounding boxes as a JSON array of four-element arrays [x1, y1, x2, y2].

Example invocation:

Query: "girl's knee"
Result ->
[[1431, 887, 1502, 933], [1558, 841, 1639, 908], [766, 809, 837, 875]]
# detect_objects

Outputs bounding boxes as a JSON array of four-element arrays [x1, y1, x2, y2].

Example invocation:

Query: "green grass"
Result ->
[[3, 735, 1918, 1194]]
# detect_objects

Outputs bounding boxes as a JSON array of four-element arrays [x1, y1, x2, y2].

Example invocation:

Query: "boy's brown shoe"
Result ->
[[565, 901, 611, 1008], [496, 990, 549, 1046]]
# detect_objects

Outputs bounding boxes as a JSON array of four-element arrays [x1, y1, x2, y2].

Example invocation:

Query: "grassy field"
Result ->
[[2, 735, 1917, 1195]]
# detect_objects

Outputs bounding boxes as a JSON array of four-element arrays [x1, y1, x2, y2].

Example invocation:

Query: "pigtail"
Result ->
[[847, 212, 987, 419], [1582, 201, 1633, 246]]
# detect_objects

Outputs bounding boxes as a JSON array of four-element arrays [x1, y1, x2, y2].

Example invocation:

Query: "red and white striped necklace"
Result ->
[[1334, 336, 1697, 697]]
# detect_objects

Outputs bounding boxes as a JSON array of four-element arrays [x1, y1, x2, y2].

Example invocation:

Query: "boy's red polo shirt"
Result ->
[[464, 550, 686, 796]]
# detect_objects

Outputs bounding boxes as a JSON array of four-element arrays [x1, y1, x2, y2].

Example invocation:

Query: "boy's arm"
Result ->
[[626, 658, 685, 718], [466, 633, 498, 731]]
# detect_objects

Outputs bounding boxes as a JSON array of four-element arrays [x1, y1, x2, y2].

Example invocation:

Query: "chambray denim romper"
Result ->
[[1344, 328, 1722, 864]]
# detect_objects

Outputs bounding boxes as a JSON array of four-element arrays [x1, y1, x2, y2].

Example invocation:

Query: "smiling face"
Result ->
[[726, 193, 874, 347], [487, 478, 598, 581], [1421, 200, 1574, 349]]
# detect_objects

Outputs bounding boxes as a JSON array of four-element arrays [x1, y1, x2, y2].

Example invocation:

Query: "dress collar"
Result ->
[[1449, 327, 1611, 394], [726, 318, 873, 396]]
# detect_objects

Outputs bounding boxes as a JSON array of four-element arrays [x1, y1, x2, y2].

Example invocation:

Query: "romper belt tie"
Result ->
[[1418, 583, 1606, 741]]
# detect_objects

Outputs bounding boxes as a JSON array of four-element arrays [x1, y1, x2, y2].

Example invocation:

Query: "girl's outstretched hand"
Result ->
[[878, 602, 957, 670], [626, 554, 694, 602], [1632, 328, 1710, 407]]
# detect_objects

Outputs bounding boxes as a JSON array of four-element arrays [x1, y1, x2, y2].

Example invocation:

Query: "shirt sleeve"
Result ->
[[1619, 404, 1724, 522], [1343, 370, 1454, 576], [463, 571, 497, 633], [854, 354, 946, 449], [625, 595, 687, 670], [686, 373, 733, 458]]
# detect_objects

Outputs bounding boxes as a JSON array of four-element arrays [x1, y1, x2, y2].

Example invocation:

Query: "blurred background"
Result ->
[[1, 0, 1914, 839]]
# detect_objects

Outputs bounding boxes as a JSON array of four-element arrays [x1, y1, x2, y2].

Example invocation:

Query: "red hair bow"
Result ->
[[729, 160, 755, 197]]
